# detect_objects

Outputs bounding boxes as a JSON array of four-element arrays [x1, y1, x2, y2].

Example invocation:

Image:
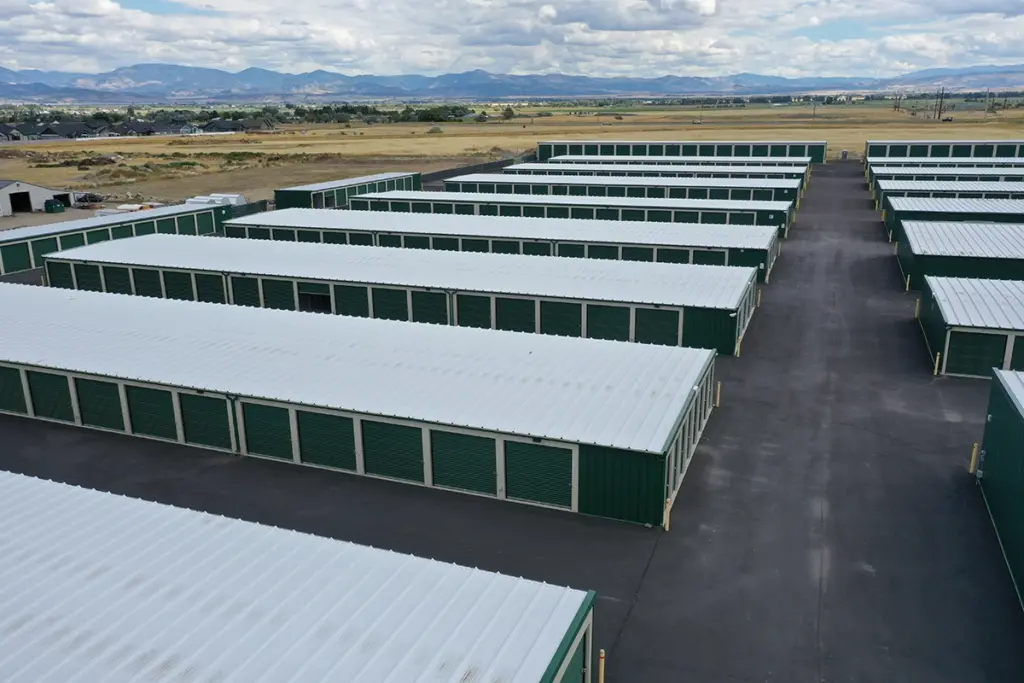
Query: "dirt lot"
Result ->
[[1, 104, 1022, 203], [0, 207, 96, 232]]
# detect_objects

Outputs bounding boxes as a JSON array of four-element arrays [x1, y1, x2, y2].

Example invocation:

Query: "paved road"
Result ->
[[1, 160, 1022, 682]]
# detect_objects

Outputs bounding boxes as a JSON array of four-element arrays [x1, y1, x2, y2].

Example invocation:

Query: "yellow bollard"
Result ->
[[969, 442, 980, 474], [905, 274, 911, 292], [736, 336, 743, 357], [914, 297, 921, 319], [598, 650, 606, 683], [888, 230, 893, 243], [933, 352, 942, 377], [894, 241, 899, 255], [664, 498, 671, 531], [757, 289, 762, 308], [715, 381, 722, 407]]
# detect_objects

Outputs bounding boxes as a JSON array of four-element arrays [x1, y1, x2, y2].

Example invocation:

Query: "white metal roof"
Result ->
[[549, 155, 812, 165], [994, 370, 1024, 416], [277, 172, 416, 193], [867, 157, 1024, 166], [356, 190, 790, 212], [0, 204, 212, 244], [446, 173, 801, 190], [225, 209, 778, 250], [52, 233, 757, 309], [904, 222, 1024, 258], [878, 180, 1024, 193], [926, 276, 1024, 330], [507, 162, 809, 175], [887, 197, 1024, 214], [0, 283, 713, 452], [0, 471, 592, 683], [867, 139, 1024, 145], [540, 139, 825, 145]]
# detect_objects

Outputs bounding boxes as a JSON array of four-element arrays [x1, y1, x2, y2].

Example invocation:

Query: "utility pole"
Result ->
[[936, 87, 947, 120]]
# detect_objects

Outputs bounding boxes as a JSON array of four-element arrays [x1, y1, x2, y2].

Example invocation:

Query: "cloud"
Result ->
[[1, 0, 1023, 77]]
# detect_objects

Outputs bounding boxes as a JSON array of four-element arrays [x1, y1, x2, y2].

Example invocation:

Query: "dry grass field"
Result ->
[[2, 104, 1022, 203]]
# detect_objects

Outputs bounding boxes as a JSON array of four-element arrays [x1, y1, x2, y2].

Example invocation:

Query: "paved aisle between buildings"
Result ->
[[1, 161, 1022, 683], [614, 160, 1024, 683]]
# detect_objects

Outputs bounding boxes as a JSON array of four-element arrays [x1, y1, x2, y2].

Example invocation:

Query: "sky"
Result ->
[[0, 0, 1023, 77]]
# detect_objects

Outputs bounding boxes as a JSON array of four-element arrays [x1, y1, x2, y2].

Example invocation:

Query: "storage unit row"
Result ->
[[0, 471, 597, 683], [865, 140, 1024, 160], [898, 222, 1024, 290], [978, 370, 1024, 607], [348, 191, 794, 238], [549, 155, 812, 167], [223, 209, 781, 282], [0, 203, 226, 277], [274, 172, 422, 209], [875, 180, 1024, 206], [504, 162, 810, 187], [0, 283, 718, 527], [866, 157, 1024, 170], [882, 197, 1024, 244], [918, 276, 1024, 378], [443, 173, 803, 204], [538, 140, 827, 163], [868, 166, 1024, 198], [45, 234, 758, 355]]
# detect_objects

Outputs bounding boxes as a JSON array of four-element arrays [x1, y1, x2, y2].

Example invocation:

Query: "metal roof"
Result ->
[[871, 166, 1024, 178], [994, 370, 1024, 416], [0, 204, 212, 244], [878, 180, 1024, 193], [904, 222, 1024, 258], [926, 276, 1024, 330], [867, 139, 1024, 145], [867, 157, 1024, 166], [506, 163, 808, 175], [541, 139, 825, 145], [550, 155, 811, 165], [225, 209, 778, 250], [0, 179, 14, 190], [277, 172, 416, 193], [356, 190, 790, 212], [0, 471, 593, 683], [447, 173, 801, 190], [52, 233, 757, 310], [887, 197, 1024, 214], [0, 283, 713, 452]]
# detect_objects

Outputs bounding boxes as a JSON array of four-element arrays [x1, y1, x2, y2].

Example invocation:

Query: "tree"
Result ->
[[502, 106, 515, 120], [474, 113, 488, 123]]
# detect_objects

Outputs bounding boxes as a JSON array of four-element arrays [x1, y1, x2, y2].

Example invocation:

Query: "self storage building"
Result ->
[[865, 140, 1024, 160], [866, 156, 1024, 170], [868, 166, 1024, 198], [977, 370, 1024, 607], [0, 203, 228, 277], [918, 276, 1024, 378], [549, 154, 812, 168], [875, 180, 1024, 207], [0, 471, 598, 683], [45, 234, 758, 355], [274, 172, 422, 209], [504, 162, 810, 189], [348, 191, 794, 238], [899, 222, 1024, 289], [537, 140, 827, 163], [443, 173, 803, 204], [0, 283, 718, 527], [223, 209, 782, 282], [882, 197, 1024, 244]]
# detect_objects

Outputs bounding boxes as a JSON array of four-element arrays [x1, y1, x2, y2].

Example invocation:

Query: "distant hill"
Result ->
[[0, 62, 1022, 103]]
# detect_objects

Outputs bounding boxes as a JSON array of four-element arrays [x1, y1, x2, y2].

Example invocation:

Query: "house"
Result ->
[[0, 123, 23, 141], [0, 180, 74, 216], [203, 117, 275, 133]]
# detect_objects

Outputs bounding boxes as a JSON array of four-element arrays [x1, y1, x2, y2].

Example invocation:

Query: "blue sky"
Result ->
[[1, 0, 1023, 77]]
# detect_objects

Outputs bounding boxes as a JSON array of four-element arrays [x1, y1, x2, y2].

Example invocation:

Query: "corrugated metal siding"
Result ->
[[506, 162, 808, 175], [446, 173, 801, 190], [75, 378, 124, 431], [27, 370, 74, 422], [243, 402, 293, 459], [926, 277, 1024, 330], [505, 441, 572, 508], [431, 430, 498, 495], [125, 385, 177, 439], [578, 445, 665, 525], [889, 197, 1024, 214], [362, 420, 424, 482], [179, 393, 232, 449], [681, 307, 738, 354], [0, 204, 216, 245], [879, 180, 1024, 193], [903, 222, 1024, 258], [358, 190, 789, 212], [277, 171, 418, 193], [945, 331, 1008, 376], [0, 365, 27, 414], [548, 155, 813, 165], [0, 471, 591, 683], [296, 410, 357, 470]]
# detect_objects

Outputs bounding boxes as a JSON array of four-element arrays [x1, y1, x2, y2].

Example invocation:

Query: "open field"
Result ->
[[2, 104, 1022, 203]]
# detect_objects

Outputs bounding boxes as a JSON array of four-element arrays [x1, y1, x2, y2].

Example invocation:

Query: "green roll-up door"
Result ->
[[262, 279, 296, 310], [622, 247, 653, 262], [457, 294, 491, 328], [242, 402, 293, 460], [102, 266, 132, 294], [522, 242, 551, 256], [132, 268, 163, 298], [297, 230, 320, 243], [693, 250, 727, 265], [946, 331, 1008, 377], [134, 221, 156, 236], [657, 248, 690, 264], [162, 270, 195, 301], [59, 233, 85, 250], [27, 371, 74, 423], [179, 393, 232, 449], [46, 261, 74, 289], [157, 218, 176, 234], [231, 276, 261, 307], [588, 245, 618, 260], [248, 227, 271, 240], [75, 378, 124, 431], [1, 243, 32, 274], [431, 430, 497, 495], [73, 263, 103, 292], [335, 285, 370, 317], [635, 308, 679, 346], [558, 243, 585, 258], [0, 366, 27, 414], [587, 304, 630, 341], [362, 420, 424, 482], [540, 301, 582, 337], [177, 214, 197, 235], [495, 297, 536, 333], [126, 385, 177, 439], [492, 240, 519, 254], [195, 274, 227, 303], [31, 238, 59, 266], [196, 212, 215, 234], [86, 229, 110, 244], [111, 226, 133, 240], [323, 231, 347, 244], [405, 235, 430, 249], [462, 239, 489, 253], [297, 410, 356, 470], [379, 234, 401, 248], [411, 291, 448, 324], [433, 237, 459, 251], [1011, 338, 1024, 371], [272, 228, 297, 242], [372, 287, 409, 321], [505, 441, 572, 508]]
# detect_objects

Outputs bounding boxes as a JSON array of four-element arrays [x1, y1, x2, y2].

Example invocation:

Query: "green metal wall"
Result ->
[[578, 445, 665, 525], [444, 179, 798, 203], [681, 307, 739, 355], [537, 141, 825, 163], [945, 331, 1008, 378], [917, 283, 949, 363], [906, 254, 1024, 289]]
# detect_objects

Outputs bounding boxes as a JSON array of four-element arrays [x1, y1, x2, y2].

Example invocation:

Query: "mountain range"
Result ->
[[1, 63, 1023, 103]]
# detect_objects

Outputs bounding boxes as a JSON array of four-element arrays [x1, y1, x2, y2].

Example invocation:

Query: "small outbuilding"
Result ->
[[275, 172, 422, 209], [0, 179, 74, 217]]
